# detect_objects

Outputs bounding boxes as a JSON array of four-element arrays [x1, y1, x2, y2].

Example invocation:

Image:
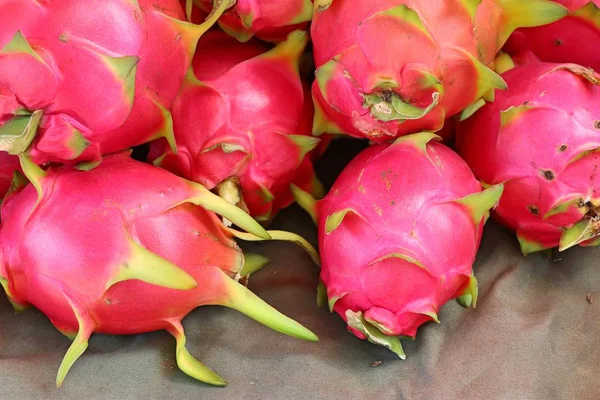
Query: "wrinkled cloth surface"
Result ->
[[1, 140, 599, 400]]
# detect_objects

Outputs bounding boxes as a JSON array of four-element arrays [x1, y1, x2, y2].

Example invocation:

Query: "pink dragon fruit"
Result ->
[[505, 1, 600, 71], [311, 0, 568, 142], [457, 60, 600, 254], [191, 0, 313, 42], [149, 30, 322, 222], [0, 153, 318, 387], [292, 132, 502, 356], [0, 0, 231, 166]]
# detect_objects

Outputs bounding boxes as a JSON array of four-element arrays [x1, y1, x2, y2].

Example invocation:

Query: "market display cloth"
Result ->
[[1, 141, 599, 400]]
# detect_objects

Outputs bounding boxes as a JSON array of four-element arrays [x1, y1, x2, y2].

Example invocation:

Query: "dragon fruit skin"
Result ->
[[456, 61, 600, 254], [293, 133, 502, 356], [193, 0, 313, 42], [0, 153, 318, 387], [0, 152, 19, 198], [0, 0, 231, 166], [505, 1, 600, 71], [150, 30, 322, 222], [310, 0, 568, 142]]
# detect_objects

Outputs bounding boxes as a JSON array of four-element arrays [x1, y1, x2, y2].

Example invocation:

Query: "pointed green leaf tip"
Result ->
[[1, 31, 44, 63], [457, 274, 479, 308], [214, 269, 318, 341], [182, 181, 270, 240], [495, 0, 569, 48], [105, 239, 198, 291], [460, 99, 486, 121], [289, 0, 313, 24], [167, 320, 227, 386], [100, 55, 138, 108], [287, 134, 320, 161], [572, 1, 600, 31], [314, 0, 333, 12], [0, 275, 27, 312], [316, 280, 327, 308], [346, 310, 406, 359], [458, 49, 507, 99], [149, 100, 177, 155], [240, 253, 270, 277], [228, 228, 321, 267], [262, 30, 308, 66], [392, 131, 442, 166], [328, 292, 347, 313], [18, 152, 46, 206], [517, 232, 549, 255], [454, 184, 504, 225], [559, 218, 600, 252], [290, 183, 318, 225], [0, 110, 43, 155], [494, 52, 516, 75], [325, 208, 355, 234], [56, 294, 94, 388], [185, 0, 193, 21]]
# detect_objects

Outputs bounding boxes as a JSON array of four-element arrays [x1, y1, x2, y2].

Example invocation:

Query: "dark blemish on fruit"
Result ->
[[59, 33, 69, 43], [543, 170, 555, 180], [558, 144, 567, 152], [554, 39, 563, 46], [528, 205, 539, 215], [595, 121, 600, 129], [390, 200, 396, 206]]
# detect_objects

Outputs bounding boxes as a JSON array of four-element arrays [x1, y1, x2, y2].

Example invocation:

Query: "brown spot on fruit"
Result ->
[[595, 121, 600, 129], [558, 144, 567, 152], [554, 39, 563, 46], [528, 205, 539, 215], [542, 170, 555, 180], [358, 185, 366, 194], [390, 200, 396, 206], [59, 33, 69, 43], [373, 204, 382, 216]]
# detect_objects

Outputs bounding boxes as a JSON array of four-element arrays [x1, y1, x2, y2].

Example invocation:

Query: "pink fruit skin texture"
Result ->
[[196, 0, 312, 42], [0, 152, 19, 198], [149, 30, 319, 221], [0, 0, 202, 165], [317, 135, 493, 341], [0, 153, 242, 334], [456, 62, 600, 254], [310, 0, 567, 142], [505, 0, 600, 71]]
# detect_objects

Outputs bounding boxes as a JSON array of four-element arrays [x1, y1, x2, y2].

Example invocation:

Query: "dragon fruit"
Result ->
[[0, 153, 319, 387], [457, 60, 600, 254], [0, 0, 231, 166], [191, 0, 313, 42], [292, 132, 503, 356], [311, 0, 568, 142], [149, 30, 322, 222], [505, 1, 600, 71]]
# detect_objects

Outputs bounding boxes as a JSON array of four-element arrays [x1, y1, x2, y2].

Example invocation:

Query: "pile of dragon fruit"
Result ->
[[0, 0, 598, 388]]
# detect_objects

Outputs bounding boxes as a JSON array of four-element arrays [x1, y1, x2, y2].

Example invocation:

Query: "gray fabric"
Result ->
[[1, 141, 599, 399]]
